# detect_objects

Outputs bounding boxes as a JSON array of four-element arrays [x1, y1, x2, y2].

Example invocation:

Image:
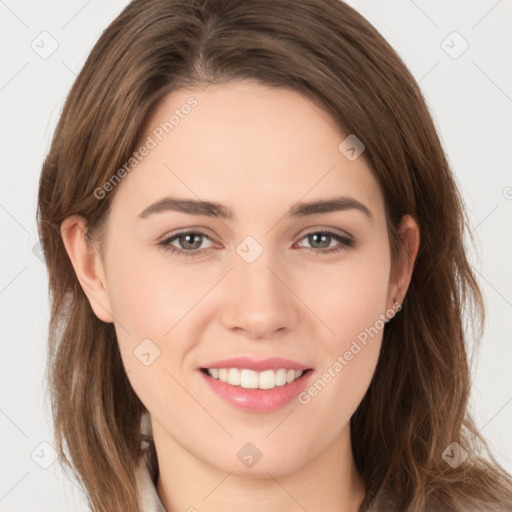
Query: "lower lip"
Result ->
[[199, 369, 314, 413]]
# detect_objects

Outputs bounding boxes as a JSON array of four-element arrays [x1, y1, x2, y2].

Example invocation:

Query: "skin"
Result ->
[[61, 80, 420, 512]]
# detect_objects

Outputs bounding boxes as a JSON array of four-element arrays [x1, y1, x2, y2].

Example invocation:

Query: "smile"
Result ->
[[199, 366, 314, 413], [202, 367, 306, 389]]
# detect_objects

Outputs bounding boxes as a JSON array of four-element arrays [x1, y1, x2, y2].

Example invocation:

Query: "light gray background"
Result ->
[[1, 1, 511, 510]]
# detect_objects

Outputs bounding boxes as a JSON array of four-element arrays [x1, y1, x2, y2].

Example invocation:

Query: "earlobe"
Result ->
[[60, 215, 114, 323], [389, 214, 421, 306]]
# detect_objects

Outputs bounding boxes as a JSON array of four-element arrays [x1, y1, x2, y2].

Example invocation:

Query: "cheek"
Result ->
[[102, 241, 185, 397], [304, 248, 391, 353], [294, 244, 390, 412], [105, 240, 195, 336], [104, 240, 211, 404], [293, 262, 390, 453]]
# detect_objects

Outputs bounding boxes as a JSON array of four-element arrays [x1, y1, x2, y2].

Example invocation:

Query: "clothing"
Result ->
[[135, 412, 167, 512]]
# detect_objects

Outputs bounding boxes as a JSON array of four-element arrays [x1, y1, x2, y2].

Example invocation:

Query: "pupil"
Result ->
[[181, 234, 201, 250], [310, 233, 330, 249]]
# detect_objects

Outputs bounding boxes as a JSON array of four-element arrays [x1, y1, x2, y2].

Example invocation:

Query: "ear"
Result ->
[[387, 214, 420, 308], [60, 215, 113, 323]]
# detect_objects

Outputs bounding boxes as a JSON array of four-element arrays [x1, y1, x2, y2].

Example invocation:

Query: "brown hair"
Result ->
[[37, 0, 512, 510]]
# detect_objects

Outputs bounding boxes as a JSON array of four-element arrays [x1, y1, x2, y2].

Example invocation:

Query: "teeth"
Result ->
[[275, 368, 287, 386], [241, 369, 259, 389], [206, 367, 305, 389], [228, 368, 241, 386], [258, 370, 274, 390]]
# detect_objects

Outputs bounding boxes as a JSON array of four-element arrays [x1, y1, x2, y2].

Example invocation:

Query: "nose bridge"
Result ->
[[219, 236, 299, 338]]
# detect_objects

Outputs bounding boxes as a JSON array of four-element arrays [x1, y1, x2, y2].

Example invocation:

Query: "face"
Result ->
[[78, 80, 409, 477]]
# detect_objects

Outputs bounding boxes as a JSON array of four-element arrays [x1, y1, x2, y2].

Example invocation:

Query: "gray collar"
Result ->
[[136, 412, 167, 512]]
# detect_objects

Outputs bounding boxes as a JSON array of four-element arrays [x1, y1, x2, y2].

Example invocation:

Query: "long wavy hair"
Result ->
[[36, 0, 512, 510]]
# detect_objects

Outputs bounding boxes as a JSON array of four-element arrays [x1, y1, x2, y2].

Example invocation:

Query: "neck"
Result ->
[[153, 420, 365, 512]]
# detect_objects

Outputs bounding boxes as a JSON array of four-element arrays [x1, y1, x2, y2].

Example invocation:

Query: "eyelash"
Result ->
[[157, 229, 355, 259]]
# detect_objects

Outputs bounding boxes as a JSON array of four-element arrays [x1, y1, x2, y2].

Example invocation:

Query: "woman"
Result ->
[[37, 0, 512, 510]]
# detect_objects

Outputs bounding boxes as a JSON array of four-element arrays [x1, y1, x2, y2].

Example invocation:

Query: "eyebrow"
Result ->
[[137, 196, 372, 220]]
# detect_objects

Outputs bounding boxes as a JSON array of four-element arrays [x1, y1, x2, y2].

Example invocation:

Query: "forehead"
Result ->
[[112, 80, 385, 222]]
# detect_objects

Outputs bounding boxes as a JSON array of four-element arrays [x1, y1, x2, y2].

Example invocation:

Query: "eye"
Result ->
[[157, 228, 355, 259], [295, 229, 355, 255], [158, 230, 215, 258]]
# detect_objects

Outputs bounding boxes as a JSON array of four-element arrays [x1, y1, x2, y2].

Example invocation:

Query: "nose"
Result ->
[[218, 250, 300, 340]]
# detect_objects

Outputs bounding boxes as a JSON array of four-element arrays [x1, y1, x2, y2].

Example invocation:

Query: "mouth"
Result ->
[[199, 367, 313, 390], [198, 361, 314, 413]]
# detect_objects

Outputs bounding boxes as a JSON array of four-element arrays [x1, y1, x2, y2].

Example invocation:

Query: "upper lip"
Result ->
[[200, 357, 312, 371]]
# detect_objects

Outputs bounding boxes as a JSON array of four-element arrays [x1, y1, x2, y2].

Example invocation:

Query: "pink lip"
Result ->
[[198, 366, 314, 413], [200, 356, 311, 371]]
